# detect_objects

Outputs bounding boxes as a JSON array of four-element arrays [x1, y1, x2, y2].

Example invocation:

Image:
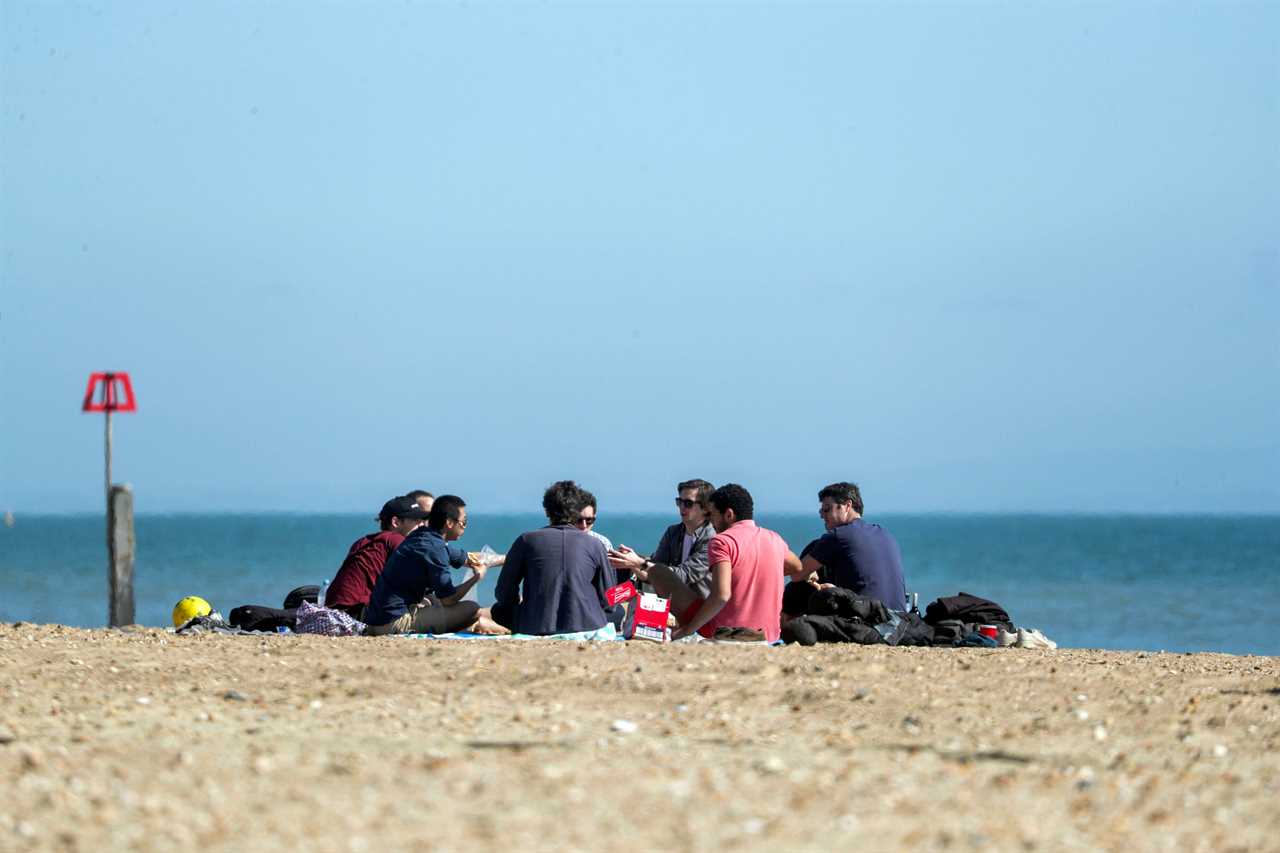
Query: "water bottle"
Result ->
[[317, 579, 329, 608]]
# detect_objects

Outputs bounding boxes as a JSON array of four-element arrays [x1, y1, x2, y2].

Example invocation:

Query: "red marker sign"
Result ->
[[82, 372, 137, 413], [82, 372, 139, 627]]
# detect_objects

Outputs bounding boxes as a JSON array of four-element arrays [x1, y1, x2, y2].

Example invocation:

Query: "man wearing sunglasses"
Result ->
[[364, 494, 505, 635], [799, 482, 907, 611], [608, 478, 716, 600], [575, 488, 613, 552]]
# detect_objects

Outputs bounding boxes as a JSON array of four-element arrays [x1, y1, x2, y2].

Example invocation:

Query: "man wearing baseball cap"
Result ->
[[325, 494, 431, 619]]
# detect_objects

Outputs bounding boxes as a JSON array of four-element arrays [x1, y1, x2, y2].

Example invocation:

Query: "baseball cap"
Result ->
[[379, 495, 430, 522]]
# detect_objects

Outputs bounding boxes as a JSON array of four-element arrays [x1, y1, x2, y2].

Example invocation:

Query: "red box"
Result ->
[[631, 593, 670, 643], [605, 581, 637, 607]]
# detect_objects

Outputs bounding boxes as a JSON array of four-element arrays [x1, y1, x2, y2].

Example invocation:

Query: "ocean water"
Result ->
[[1, 513, 1277, 656]]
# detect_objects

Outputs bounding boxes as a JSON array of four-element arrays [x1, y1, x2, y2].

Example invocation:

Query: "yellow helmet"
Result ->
[[172, 596, 213, 627]]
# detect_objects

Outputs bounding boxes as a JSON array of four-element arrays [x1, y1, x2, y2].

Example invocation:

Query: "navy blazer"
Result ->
[[494, 524, 619, 635]]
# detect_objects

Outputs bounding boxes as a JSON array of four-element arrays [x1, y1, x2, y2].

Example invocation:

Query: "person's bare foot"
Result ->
[[468, 615, 510, 635]]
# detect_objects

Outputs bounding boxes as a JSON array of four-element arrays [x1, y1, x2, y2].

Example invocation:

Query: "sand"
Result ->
[[1, 624, 1277, 852]]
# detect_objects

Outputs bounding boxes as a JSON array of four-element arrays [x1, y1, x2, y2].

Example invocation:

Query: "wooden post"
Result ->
[[108, 484, 135, 627]]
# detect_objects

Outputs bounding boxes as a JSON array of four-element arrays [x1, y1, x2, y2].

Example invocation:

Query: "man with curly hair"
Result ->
[[492, 480, 621, 635]]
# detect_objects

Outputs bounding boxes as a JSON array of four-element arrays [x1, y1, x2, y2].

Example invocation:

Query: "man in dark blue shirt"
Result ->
[[799, 482, 908, 611], [492, 480, 620, 636], [365, 495, 504, 635]]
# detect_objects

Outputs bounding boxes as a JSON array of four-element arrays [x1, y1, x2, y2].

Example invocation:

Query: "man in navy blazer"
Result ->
[[492, 481, 621, 635]]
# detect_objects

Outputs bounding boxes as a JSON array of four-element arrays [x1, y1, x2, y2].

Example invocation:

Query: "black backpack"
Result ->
[[282, 585, 320, 610]]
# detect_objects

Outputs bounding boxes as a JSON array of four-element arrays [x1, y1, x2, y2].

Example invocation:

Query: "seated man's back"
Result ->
[[494, 526, 615, 635], [492, 481, 618, 636]]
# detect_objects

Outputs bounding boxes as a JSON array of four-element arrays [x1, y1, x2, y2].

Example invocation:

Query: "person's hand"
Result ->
[[608, 546, 648, 577], [466, 552, 484, 569], [470, 563, 488, 581], [608, 545, 646, 567]]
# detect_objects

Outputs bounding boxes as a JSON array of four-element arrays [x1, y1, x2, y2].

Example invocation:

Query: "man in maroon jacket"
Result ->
[[326, 494, 430, 619]]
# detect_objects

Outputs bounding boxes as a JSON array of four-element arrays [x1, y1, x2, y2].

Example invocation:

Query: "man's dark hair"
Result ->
[[428, 495, 466, 530], [676, 478, 714, 508], [580, 488, 598, 511], [708, 483, 753, 521], [818, 482, 863, 515], [543, 480, 586, 526], [405, 489, 434, 501], [377, 495, 407, 531]]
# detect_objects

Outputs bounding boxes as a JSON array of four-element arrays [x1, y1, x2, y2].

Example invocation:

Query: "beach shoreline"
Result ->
[[2, 624, 1277, 851]]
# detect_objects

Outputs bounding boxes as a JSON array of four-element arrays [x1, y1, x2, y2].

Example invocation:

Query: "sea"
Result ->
[[2, 513, 1277, 656]]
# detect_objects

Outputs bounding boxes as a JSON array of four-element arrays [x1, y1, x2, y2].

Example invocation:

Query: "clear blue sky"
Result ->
[[2, 1, 1276, 514]]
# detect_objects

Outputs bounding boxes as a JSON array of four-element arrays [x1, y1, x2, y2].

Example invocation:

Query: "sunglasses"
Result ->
[[575, 515, 597, 527], [674, 498, 700, 509]]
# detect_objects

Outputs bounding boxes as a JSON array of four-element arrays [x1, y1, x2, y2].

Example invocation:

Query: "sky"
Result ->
[[1, 1, 1277, 515]]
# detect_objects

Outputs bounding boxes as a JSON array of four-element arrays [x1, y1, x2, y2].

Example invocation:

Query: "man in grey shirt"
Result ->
[[609, 478, 716, 598]]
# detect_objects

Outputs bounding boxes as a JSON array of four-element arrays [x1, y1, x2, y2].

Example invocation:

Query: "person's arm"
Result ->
[[493, 536, 526, 608], [784, 550, 804, 579], [798, 554, 822, 581], [445, 543, 471, 569], [438, 564, 487, 606], [592, 540, 621, 622], [797, 533, 839, 583], [609, 525, 669, 576], [608, 544, 647, 569], [671, 560, 731, 640], [611, 525, 707, 582]]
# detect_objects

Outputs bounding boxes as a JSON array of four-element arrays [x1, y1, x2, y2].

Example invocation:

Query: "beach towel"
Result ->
[[403, 623, 620, 642]]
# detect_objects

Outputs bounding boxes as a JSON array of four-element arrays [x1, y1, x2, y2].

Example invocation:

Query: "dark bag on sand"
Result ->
[[929, 619, 966, 646], [807, 588, 894, 626], [283, 586, 320, 610], [924, 593, 1012, 630], [782, 615, 885, 646], [884, 613, 935, 646], [229, 605, 296, 632]]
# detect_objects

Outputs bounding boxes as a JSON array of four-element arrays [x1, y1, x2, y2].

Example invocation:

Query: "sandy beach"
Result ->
[[1, 624, 1276, 852]]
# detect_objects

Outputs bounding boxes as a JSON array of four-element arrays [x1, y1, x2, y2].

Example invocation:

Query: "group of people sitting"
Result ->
[[323, 478, 908, 643]]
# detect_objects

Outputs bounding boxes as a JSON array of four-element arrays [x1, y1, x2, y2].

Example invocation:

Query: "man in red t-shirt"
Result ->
[[326, 494, 432, 619], [669, 483, 802, 644]]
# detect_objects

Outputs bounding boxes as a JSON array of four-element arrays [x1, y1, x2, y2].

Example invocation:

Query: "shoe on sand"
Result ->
[[1015, 627, 1057, 650], [996, 626, 1018, 647]]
